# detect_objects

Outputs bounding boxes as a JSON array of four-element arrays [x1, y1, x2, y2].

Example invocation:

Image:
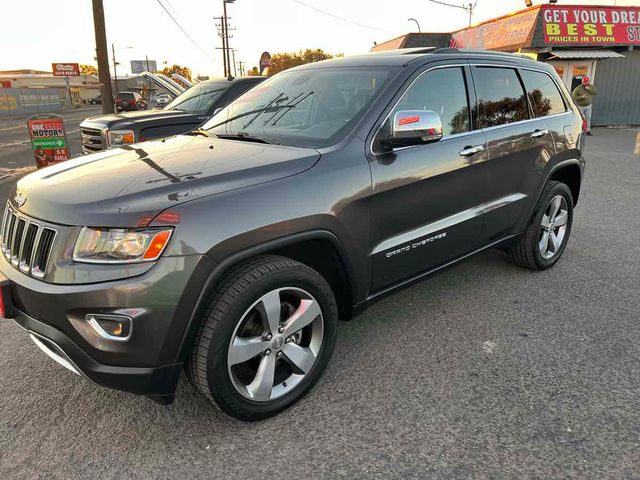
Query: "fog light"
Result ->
[[86, 314, 132, 341]]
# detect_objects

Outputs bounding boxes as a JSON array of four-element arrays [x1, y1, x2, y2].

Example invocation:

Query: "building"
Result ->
[[372, 4, 640, 126], [0, 70, 101, 103]]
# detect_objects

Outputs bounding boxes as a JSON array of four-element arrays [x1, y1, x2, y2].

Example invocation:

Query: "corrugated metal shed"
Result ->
[[592, 49, 640, 126]]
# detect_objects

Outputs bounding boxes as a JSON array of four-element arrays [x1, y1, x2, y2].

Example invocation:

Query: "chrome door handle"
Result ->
[[531, 129, 550, 138], [459, 145, 485, 157]]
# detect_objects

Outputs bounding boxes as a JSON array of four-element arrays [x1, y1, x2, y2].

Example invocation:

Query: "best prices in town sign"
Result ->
[[543, 5, 640, 45]]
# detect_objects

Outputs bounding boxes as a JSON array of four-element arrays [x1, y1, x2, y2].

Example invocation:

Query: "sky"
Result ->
[[1, 0, 637, 78]]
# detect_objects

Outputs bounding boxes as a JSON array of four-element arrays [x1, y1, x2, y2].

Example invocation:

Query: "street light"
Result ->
[[408, 18, 421, 32], [111, 44, 133, 95]]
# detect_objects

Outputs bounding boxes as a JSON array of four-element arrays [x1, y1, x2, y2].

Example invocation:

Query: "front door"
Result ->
[[548, 60, 596, 91], [369, 65, 489, 291]]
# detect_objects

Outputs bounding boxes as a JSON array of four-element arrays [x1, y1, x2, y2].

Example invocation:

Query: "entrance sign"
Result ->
[[52, 63, 80, 76], [543, 5, 640, 45], [27, 114, 70, 168]]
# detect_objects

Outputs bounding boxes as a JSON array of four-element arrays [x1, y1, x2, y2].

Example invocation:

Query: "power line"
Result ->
[[156, 0, 215, 61], [291, 0, 390, 33]]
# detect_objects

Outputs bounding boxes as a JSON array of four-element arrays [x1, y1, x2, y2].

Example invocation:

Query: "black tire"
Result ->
[[509, 180, 574, 270], [187, 255, 338, 421]]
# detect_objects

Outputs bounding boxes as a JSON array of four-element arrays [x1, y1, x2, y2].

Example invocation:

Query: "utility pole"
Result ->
[[232, 49, 237, 77], [91, 0, 114, 113], [214, 17, 227, 77], [223, 0, 235, 79], [427, 0, 476, 28], [111, 44, 119, 96]]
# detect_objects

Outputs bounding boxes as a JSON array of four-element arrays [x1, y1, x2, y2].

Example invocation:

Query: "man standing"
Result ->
[[572, 76, 597, 136]]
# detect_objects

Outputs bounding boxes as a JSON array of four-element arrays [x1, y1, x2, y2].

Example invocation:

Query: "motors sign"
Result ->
[[27, 115, 70, 168], [543, 5, 640, 45], [51, 63, 80, 76]]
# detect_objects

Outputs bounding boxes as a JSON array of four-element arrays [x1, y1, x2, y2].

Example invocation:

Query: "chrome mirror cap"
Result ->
[[390, 109, 443, 147]]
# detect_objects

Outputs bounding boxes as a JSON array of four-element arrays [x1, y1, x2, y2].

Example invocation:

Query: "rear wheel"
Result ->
[[509, 181, 574, 270], [187, 255, 338, 421]]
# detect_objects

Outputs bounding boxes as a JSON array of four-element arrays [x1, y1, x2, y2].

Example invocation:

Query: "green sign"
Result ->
[[32, 137, 66, 149]]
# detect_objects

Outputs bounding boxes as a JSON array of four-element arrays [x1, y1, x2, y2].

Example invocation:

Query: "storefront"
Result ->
[[373, 4, 640, 126]]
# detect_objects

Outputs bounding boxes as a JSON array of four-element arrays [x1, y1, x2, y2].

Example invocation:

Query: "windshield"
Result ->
[[202, 67, 396, 148], [164, 82, 226, 114]]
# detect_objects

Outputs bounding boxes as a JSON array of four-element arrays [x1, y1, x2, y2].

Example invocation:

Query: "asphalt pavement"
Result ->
[[0, 127, 639, 479]]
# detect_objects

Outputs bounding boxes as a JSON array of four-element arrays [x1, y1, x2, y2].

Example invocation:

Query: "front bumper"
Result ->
[[12, 309, 182, 398], [1, 253, 213, 400]]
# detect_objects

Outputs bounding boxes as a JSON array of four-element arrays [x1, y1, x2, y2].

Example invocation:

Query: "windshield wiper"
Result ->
[[215, 131, 278, 145], [186, 129, 210, 138]]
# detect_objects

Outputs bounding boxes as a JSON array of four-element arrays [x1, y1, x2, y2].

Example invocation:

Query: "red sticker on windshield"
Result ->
[[399, 115, 420, 126]]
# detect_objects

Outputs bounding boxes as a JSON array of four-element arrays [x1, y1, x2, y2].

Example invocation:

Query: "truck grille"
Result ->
[[1, 204, 57, 278], [80, 127, 105, 153]]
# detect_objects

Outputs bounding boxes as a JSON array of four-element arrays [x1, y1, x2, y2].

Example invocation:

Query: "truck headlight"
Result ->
[[108, 129, 135, 146], [73, 227, 172, 263]]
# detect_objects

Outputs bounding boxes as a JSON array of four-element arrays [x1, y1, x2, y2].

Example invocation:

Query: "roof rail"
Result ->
[[432, 48, 528, 58], [398, 47, 437, 55]]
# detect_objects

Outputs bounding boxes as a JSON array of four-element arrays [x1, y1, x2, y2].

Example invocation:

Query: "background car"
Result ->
[[87, 94, 102, 105], [80, 77, 266, 153], [154, 93, 172, 108], [115, 91, 147, 112]]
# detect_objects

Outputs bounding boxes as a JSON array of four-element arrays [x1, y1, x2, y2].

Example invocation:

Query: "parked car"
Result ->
[[0, 49, 585, 421], [115, 91, 147, 112], [154, 93, 172, 108], [79, 77, 265, 154], [87, 94, 102, 105]]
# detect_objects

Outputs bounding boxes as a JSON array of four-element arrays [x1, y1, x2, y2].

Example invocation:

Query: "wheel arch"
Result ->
[[173, 230, 357, 365], [548, 160, 582, 206]]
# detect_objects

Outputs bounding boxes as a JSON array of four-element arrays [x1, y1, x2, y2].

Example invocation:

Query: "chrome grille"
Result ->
[[0, 203, 57, 278], [80, 127, 105, 153]]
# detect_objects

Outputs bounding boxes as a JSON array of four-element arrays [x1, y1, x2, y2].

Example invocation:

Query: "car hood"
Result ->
[[13, 135, 320, 227], [82, 109, 202, 129]]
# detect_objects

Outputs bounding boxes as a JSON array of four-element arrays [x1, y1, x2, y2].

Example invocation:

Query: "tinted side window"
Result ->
[[520, 69, 566, 117], [392, 67, 470, 137], [474, 67, 528, 128]]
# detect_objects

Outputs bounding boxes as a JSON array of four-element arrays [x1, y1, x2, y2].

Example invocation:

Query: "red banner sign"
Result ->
[[51, 63, 80, 76], [543, 5, 640, 45], [450, 8, 540, 51], [27, 117, 70, 168]]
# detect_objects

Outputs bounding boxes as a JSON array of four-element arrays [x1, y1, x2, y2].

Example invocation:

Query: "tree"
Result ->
[[268, 49, 340, 76], [160, 64, 192, 81], [247, 66, 260, 77], [80, 64, 98, 76]]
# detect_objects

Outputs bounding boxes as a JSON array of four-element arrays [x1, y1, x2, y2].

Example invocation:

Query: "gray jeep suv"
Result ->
[[0, 48, 585, 421]]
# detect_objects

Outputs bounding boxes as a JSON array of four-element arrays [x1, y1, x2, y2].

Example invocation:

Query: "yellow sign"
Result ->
[[0, 94, 18, 111]]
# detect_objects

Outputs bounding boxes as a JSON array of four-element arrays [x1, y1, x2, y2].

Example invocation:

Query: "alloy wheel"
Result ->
[[227, 287, 324, 402], [538, 194, 569, 260]]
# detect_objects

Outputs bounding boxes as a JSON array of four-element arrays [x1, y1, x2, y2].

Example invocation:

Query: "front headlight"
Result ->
[[73, 227, 173, 264], [108, 129, 135, 146]]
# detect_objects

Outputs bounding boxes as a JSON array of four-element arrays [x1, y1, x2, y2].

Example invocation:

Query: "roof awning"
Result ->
[[549, 49, 625, 60]]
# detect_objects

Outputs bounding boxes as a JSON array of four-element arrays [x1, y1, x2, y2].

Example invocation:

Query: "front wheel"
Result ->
[[187, 255, 338, 421], [509, 181, 574, 270]]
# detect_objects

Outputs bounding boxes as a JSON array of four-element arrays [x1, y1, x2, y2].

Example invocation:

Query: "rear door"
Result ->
[[369, 64, 489, 290], [470, 64, 556, 241]]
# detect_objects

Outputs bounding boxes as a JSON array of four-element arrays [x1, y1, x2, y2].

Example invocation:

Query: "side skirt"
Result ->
[[352, 233, 521, 316]]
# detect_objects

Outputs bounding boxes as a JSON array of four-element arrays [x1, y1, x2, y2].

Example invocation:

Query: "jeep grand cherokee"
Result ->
[[0, 48, 585, 421]]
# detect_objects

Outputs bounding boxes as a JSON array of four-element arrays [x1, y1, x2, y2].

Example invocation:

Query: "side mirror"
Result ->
[[381, 110, 443, 149]]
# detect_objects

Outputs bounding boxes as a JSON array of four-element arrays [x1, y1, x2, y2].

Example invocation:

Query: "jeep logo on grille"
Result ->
[[14, 192, 26, 208]]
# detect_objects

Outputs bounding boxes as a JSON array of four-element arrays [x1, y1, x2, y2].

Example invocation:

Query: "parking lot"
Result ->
[[0, 126, 639, 479]]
